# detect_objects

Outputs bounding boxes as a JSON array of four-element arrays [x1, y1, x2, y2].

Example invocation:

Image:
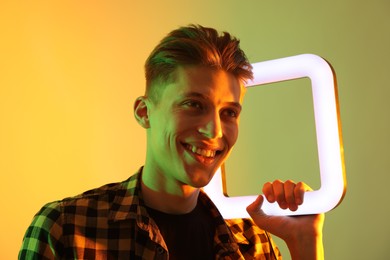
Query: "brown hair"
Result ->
[[144, 24, 253, 102]]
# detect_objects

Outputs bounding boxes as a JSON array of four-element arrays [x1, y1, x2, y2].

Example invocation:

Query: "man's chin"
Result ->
[[185, 168, 220, 188]]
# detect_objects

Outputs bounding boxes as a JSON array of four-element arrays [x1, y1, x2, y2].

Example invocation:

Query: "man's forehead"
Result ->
[[172, 66, 244, 100]]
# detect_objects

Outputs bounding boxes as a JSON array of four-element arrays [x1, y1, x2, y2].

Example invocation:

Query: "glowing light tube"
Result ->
[[203, 54, 346, 218]]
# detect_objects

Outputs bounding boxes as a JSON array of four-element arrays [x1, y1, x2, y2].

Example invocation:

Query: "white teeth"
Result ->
[[187, 144, 217, 158]]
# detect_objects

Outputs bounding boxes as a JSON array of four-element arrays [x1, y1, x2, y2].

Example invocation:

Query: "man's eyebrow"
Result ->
[[180, 92, 242, 110], [180, 92, 207, 100], [226, 101, 242, 111]]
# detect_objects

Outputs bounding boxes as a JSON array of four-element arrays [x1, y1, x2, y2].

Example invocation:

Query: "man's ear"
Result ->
[[134, 96, 151, 129]]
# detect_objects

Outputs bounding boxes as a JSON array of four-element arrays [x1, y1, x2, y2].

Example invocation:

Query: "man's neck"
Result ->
[[141, 166, 200, 214]]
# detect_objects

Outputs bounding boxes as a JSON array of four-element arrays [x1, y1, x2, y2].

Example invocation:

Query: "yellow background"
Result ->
[[1, 1, 389, 259]]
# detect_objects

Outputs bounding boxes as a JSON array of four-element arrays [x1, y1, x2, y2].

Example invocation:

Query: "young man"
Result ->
[[19, 24, 324, 259]]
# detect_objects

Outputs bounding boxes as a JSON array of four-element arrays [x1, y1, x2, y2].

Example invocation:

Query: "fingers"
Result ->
[[247, 194, 325, 245], [262, 180, 310, 211]]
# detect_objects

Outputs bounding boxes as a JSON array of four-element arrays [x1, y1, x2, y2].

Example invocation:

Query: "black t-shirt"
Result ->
[[146, 200, 216, 260]]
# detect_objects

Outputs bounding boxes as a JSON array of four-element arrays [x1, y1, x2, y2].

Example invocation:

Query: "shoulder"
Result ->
[[19, 173, 140, 258], [31, 200, 63, 229], [26, 173, 139, 235], [67, 175, 134, 200], [23, 177, 132, 233], [19, 200, 65, 259], [59, 173, 138, 209]]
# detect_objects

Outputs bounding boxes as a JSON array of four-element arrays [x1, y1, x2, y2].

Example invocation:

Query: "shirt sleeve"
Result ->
[[18, 201, 64, 259]]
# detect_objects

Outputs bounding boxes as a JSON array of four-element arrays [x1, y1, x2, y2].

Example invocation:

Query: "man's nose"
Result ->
[[198, 112, 223, 139]]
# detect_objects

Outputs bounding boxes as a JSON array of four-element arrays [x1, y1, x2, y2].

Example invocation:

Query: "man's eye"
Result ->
[[223, 109, 238, 118], [184, 100, 202, 109]]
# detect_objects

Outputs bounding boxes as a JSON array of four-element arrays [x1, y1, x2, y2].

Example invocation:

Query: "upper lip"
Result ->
[[182, 141, 223, 151], [182, 142, 224, 157]]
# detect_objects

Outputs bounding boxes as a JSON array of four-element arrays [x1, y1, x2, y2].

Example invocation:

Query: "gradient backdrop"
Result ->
[[1, 1, 389, 259]]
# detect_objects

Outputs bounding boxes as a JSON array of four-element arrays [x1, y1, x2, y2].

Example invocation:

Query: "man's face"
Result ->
[[146, 66, 244, 190]]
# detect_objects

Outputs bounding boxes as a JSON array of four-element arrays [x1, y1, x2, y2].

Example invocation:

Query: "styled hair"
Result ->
[[144, 24, 253, 102]]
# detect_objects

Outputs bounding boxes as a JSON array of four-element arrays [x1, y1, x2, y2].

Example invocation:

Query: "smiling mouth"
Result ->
[[183, 143, 222, 159]]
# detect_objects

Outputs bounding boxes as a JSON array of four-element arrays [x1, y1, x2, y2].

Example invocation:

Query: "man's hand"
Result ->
[[246, 180, 325, 260]]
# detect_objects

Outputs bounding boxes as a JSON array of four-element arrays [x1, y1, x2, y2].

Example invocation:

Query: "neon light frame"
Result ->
[[203, 54, 347, 218]]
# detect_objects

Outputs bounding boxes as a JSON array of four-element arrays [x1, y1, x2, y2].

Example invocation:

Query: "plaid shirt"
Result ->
[[19, 168, 281, 259]]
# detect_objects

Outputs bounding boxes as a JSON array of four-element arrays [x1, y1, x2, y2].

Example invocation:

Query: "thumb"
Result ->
[[247, 195, 282, 234], [246, 195, 267, 218]]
